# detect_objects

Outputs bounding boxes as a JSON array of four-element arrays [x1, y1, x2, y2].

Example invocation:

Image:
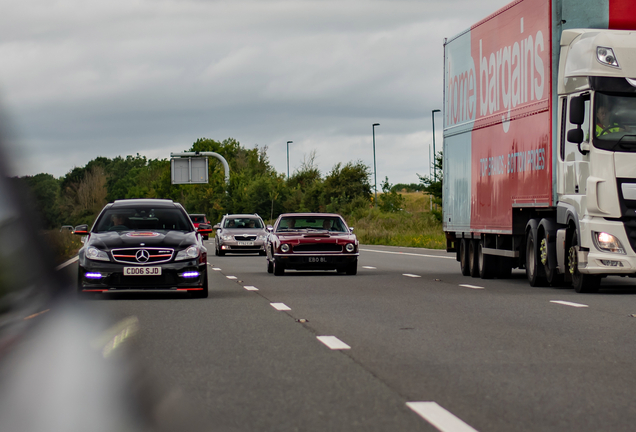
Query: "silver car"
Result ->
[[213, 214, 268, 256]]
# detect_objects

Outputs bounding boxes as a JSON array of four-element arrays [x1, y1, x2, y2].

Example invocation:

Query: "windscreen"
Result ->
[[276, 216, 347, 232], [94, 207, 193, 232], [190, 215, 205, 223], [593, 92, 636, 152], [223, 218, 263, 229]]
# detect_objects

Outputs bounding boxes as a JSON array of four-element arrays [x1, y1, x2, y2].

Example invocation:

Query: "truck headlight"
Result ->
[[280, 244, 290, 253], [86, 246, 110, 262], [597, 47, 619, 68], [593, 232, 625, 254]]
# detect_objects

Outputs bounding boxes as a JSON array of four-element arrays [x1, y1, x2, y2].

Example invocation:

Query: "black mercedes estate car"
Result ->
[[75, 199, 212, 297]]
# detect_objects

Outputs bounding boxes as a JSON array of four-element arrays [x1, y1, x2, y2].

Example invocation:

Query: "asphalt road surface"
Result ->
[[58, 242, 636, 432]]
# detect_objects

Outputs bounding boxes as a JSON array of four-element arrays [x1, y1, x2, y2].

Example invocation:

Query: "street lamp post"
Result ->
[[286, 141, 293, 178], [372, 123, 380, 207], [431, 109, 441, 182]]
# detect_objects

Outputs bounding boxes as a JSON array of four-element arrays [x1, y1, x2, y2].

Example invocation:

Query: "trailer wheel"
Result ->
[[478, 239, 496, 279], [526, 229, 548, 286], [568, 233, 601, 293], [497, 257, 513, 279], [459, 238, 470, 276], [468, 239, 480, 278]]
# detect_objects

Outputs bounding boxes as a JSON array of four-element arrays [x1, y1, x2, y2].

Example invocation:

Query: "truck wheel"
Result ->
[[459, 238, 470, 276], [539, 232, 565, 287], [468, 239, 480, 278], [497, 257, 513, 278], [479, 239, 496, 279], [526, 229, 548, 287], [568, 233, 601, 293]]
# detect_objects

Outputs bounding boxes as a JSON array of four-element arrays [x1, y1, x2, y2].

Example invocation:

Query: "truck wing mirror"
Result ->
[[567, 128, 584, 144], [569, 96, 585, 125]]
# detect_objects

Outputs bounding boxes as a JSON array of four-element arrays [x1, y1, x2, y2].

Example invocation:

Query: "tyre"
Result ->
[[345, 262, 357, 275], [214, 240, 219, 256], [459, 238, 470, 276], [273, 259, 285, 276], [192, 271, 209, 298], [267, 258, 274, 274], [539, 231, 565, 287], [479, 239, 496, 279], [526, 228, 548, 287], [568, 233, 601, 293], [497, 257, 513, 279], [468, 239, 480, 278]]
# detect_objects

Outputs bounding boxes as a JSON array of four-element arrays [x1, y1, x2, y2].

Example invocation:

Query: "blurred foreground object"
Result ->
[[0, 118, 201, 431]]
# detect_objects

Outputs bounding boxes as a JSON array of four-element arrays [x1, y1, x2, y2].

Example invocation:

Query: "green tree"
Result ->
[[321, 161, 372, 213], [379, 177, 405, 213]]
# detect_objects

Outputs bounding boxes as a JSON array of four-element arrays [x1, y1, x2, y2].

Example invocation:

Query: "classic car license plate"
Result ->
[[124, 267, 162, 276], [237, 241, 254, 246], [308, 257, 328, 263]]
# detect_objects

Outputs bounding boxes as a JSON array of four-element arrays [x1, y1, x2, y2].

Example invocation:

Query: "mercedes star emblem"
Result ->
[[136, 249, 150, 263]]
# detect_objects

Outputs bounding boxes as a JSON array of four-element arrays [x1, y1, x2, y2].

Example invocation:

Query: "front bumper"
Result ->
[[79, 258, 207, 291], [219, 240, 265, 253], [273, 253, 358, 270], [579, 218, 636, 275]]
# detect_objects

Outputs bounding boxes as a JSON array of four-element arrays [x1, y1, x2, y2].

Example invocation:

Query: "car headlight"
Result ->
[[593, 232, 625, 254], [86, 246, 110, 262], [175, 245, 200, 261], [222, 235, 233, 241], [345, 243, 355, 252], [258, 234, 267, 241], [280, 244, 290, 253]]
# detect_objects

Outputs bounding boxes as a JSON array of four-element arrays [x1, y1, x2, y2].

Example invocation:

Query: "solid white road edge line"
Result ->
[[459, 284, 485, 289], [244, 286, 259, 291], [550, 300, 589, 308], [406, 402, 479, 432], [55, 255, 79, 271], [270, 302, 291, 311], [360, 248, 455, 260], [316, 336, 351, 350], [403, 274, 422, 278]]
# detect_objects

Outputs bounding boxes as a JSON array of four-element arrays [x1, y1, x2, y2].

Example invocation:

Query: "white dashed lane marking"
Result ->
[[403, 274, 422, 278], [362, 266, 376, 269], [212, 268, 222, 271], [361, 248, 455, 260], [244, 286, 259, 291], [550, 300, 588, 308], [406, 402, 478, 432], [459, 284, 484, 289], [226, 276, 237, 280], [270, 303, 291, 311], [317, 336, 351, 350]]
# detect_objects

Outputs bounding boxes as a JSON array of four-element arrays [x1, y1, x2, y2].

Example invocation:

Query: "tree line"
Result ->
[[20, 137, 436, 230]]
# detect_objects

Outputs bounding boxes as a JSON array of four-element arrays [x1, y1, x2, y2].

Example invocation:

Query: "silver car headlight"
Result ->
[[86, 246, 110, 262], [345, 243, 355, 252], [222, 235, 233, 241], [175, 245, 200, 261], [280, 244, 290, 253], [258, 234, 267, 241], [593, 232, 625, 254]]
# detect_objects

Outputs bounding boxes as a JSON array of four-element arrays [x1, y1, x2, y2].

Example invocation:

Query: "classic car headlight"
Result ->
[[175, 245, 200, 260], [280, 244, 290, 253], [345, 243, 355, 252], [86, 246, 110, 262], [593, 232, 625, 254]]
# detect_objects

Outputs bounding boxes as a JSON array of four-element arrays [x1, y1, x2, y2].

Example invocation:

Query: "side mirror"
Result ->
[[197, 223, 213, 234], [570, 96, 585, 125], [349, 227, 355, 233], [213, 224, 220, 230], [74, 224, 89, 235], [267, 225, 273, 232], [567, 128, 584, 144]]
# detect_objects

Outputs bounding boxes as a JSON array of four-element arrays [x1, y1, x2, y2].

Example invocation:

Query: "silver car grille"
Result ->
[[234, 235, 257, 241]]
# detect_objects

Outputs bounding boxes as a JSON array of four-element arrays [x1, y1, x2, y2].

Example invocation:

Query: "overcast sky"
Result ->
[[0, 0, 511, 186]]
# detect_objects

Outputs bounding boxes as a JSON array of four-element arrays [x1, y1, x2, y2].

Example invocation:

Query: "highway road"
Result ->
[[59, 241, 636, 432]]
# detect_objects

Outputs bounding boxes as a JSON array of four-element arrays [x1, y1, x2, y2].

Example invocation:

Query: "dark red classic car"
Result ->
[[265, 213, 358, 275]]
